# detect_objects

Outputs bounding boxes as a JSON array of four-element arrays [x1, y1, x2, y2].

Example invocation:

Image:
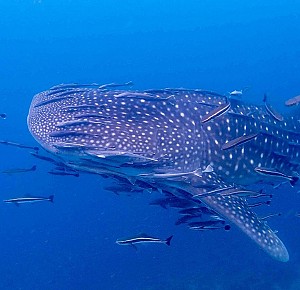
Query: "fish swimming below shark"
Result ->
[[27, 82, 300, 262]]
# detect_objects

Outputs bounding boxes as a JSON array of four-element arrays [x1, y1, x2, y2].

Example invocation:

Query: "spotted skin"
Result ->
[[27, 85, 299, 262]]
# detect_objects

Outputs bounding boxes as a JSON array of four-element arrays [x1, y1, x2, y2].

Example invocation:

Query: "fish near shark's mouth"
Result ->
[[27, 83, 292, 262]]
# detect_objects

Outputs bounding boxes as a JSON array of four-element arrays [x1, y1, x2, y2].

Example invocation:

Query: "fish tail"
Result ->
[[31, 165, 37, 171], [165, 235, 173, 246], [48, 195, 54, 203], [290, 176, 299, 187]]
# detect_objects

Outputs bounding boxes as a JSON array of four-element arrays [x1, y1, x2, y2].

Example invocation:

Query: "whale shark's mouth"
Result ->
[[27, 82, 297, 262]]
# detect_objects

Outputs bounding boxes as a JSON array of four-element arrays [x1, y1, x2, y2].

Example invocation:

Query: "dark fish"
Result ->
[[189, 224, 231, 231], [263, 94, 284, 122], [150, 197, 195, 209], [201, 101, 231, 123], [0, 113, 7, 119], [116, 233, 173, 248], [221, 133, 259, 150], [254, 167, 299, 186], [1, 165, 36, 174], [28, 85, 294, 262], [260, 213, 281, 221], [175, 215, 199, 225], [179, 207, 217, 216], [0, 140, 39, 151], [48, 171, 79, 177], [248, 200, 271, 208], [104, 183, 151, 195], [4, 195, 54, 206], [30, 152, 60, 165], [188, 220, 225, 228]]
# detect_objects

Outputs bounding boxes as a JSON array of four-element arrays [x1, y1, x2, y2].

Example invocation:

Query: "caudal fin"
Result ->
[[290, 176, 299, 187], [165, 235, 173, 246], [31, 165, 37, 171], [48, 195, 54, 203]]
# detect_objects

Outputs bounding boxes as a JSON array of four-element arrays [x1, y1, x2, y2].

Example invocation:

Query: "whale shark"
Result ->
[[27, 83, 300, 262]]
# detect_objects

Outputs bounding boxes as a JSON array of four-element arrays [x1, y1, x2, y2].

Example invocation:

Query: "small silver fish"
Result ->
[[116, 233, 173, 248], [4, 195, 54, 206], [285, 95, 300, 107], [254, 167, 299, 186], [229, 90, 243, 97], [201, 102, 231, 123], [138, 167, 203, 179]]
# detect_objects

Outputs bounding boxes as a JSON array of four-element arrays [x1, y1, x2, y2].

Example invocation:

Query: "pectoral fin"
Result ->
[[195, 190, 289, 262]]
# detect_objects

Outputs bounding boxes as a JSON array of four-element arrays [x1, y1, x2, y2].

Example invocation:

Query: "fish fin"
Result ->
[[130, 243, 138, 251], [161, 204, 167, 209], [48, 195, 54, 203], [31, 165, 37, 171], [143, 188, 152, 194], [195, 190, 289, 262], [127, 176, 136, 185], [263, 93, 268, 103], [165, 235, 173, 246], [290, 176, 299, 187], [14, 203, 20, 207]]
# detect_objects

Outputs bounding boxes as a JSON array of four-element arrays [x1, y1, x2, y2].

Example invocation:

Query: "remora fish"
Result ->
[[285, 95, 300, 107], [0, 140, 39, 151], [116, 233, 173, 248], [4, 195, 54, 206], [28, 83, 299, 262], [254, 167, 299, 186], [1, 165, 37, 174]]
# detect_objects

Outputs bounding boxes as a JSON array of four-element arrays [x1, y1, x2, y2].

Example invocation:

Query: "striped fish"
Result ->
[[116, 233, 173, 248]]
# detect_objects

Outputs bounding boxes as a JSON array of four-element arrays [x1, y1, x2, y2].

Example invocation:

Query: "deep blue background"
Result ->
[[0, 1, 300, 289]]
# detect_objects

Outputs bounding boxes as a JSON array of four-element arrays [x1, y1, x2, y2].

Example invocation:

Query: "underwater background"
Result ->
[[1, 0, 300, 289]]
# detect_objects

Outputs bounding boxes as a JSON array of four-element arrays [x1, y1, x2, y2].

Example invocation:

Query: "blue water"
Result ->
[[1, 1, 300, 289]]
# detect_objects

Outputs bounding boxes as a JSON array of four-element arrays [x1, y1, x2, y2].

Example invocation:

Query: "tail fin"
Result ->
[[290, 176, 299, 186], [48, 195, 54, 203], [263, 93, 268, 103], [31, 165, 37, 171], [165, 235, 173, 246]]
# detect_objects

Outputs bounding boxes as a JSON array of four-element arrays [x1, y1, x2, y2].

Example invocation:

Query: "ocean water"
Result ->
[[1, 1, 300, 289]]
